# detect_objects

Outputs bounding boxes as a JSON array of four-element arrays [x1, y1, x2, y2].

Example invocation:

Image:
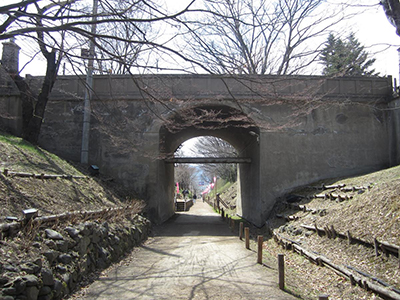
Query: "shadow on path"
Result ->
[[80, 201, 299, 300]]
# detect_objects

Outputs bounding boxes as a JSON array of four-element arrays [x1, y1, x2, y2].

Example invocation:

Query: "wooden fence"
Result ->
[[0, 204, 142, 240], [2, 169, 87, 180], [273, 232, 400, 300]]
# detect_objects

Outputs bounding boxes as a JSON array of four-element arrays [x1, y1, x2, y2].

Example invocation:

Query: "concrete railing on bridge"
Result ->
[[24, 74, 393, 103]]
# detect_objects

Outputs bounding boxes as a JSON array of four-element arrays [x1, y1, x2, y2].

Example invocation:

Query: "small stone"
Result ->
[[3, 264, 17, 272], [56, 265, 67, 274], [44, 229, 64, 240], [33, 258, 42, 269], [43, 250, 59, 265], [20, 262, 40, 274], [76, 236, 91, 256], [44, 239, 57, 250], [22, 275, 39, 287], [52, 280, 62, 298], [102, 221, 109, 231], [0, 276, 9, 286], [305, 231, 314, 237], [96, 258, 108, 269], [62, 273, 71, 288], [58, 254, 72, 265], [25, 286, 39, 300], [56, 240, 68, 252], [38, 285, 52, 296], [77, 223, 91, 236], [11, 277, 26, 293], [91, 231, 101, 244], [3, 287, 17, 296], [65, 226, 80, 239], [40, 268, 54, 286], [98, 246, 110, 261], [32, 242, 41, 249]]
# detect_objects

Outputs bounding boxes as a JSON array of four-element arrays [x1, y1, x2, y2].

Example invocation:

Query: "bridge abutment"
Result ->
[[0, 73, 396, 226]]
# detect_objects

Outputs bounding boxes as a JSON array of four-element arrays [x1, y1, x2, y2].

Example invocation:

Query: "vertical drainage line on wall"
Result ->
[[81, 0, 98, 164]]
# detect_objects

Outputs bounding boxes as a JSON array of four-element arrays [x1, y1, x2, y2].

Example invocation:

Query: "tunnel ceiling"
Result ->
[[160, 105, 259, 155], [164, 105, 256, 133]]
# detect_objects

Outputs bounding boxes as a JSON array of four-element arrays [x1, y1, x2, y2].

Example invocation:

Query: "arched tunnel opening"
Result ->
[[153, 105, 261, 225], [173, 136, 240, 215]]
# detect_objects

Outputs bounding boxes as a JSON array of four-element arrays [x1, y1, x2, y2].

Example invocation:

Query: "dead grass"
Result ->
[[0, 132, 137, 221], [265, 165, 400, 299]]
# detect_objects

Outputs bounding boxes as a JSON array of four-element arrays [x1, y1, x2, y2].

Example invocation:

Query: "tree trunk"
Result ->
[[23, 50, 57, 144], [381, 0, 400, 36], [11, 75, 34, 135]]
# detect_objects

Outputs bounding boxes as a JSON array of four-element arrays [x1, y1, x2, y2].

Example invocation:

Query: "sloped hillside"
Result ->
[[0, 132, 135, 221], [0, 132, 147, 300], [266, 166, 400, 299]]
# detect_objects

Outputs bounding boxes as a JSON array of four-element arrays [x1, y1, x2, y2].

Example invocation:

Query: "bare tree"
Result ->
[[189, 136, 237, 182], [0, 0, 196, 144], [174, 164, 197, 192], [176, 0, 354, 75]]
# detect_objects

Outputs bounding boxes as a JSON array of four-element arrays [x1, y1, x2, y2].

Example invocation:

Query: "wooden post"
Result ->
[[315, 223, 321, 237], [239, 222, 243, 240], [398, 248, 400, 269], [245, 227, 250, 249], [347, 230, 352, 245], [221, 208, 224, 219], [330, 225, 336, 239], [3, 169, 8, 176], [374, 238, 379, 257], [257, 235, 263, 264], [278, 254, 284, 290], [319, 295, 329, 300]]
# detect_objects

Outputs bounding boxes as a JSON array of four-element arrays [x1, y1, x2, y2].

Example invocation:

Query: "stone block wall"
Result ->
[[0, 214, 151, 300]]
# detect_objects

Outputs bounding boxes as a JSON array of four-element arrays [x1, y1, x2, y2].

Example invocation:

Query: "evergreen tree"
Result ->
[[320, 33, 378, 76]]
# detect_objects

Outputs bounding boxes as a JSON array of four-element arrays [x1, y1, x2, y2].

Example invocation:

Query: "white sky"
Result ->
[[348, 2, 400, 80], [1, 1, 399, 80]]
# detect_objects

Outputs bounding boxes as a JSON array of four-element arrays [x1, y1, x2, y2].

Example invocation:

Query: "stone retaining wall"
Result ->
[[0, 214, 151, 300]]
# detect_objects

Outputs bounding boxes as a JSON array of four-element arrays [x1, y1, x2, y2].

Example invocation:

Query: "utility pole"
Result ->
[[81, 0, 98, 164]]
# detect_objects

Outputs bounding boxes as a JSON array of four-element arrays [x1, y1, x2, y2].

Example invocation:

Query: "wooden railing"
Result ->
[[2, 169, 87, 180]]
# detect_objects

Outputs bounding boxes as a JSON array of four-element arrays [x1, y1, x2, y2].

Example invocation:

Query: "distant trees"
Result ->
[[0, 0, 383, 148], [320, 33, 378, 76], [191, 136, 237, 183], [174, 164, 197, 193], [177, 0, 350, 75]]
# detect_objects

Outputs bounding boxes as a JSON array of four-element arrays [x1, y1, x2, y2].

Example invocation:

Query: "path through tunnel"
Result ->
[[155, 105, 261, 225], [173, 136, 240, 214]]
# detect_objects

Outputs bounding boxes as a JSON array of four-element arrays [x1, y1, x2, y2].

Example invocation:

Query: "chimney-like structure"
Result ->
[[1, 38, 20, 75]]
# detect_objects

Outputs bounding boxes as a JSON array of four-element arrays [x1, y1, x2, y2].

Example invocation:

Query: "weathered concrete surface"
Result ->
[[79, 201, 296, 300], [0, 73, 395, 226]]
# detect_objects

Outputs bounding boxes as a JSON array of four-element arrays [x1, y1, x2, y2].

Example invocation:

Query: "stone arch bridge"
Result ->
[[1, 73, 399, 226]]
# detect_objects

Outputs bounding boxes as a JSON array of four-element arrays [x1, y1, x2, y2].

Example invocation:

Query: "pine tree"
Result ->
[[320, 33, 378, 77]]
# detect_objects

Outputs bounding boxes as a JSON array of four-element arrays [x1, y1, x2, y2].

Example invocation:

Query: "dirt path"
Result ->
[[78, 201, 298, 299]]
